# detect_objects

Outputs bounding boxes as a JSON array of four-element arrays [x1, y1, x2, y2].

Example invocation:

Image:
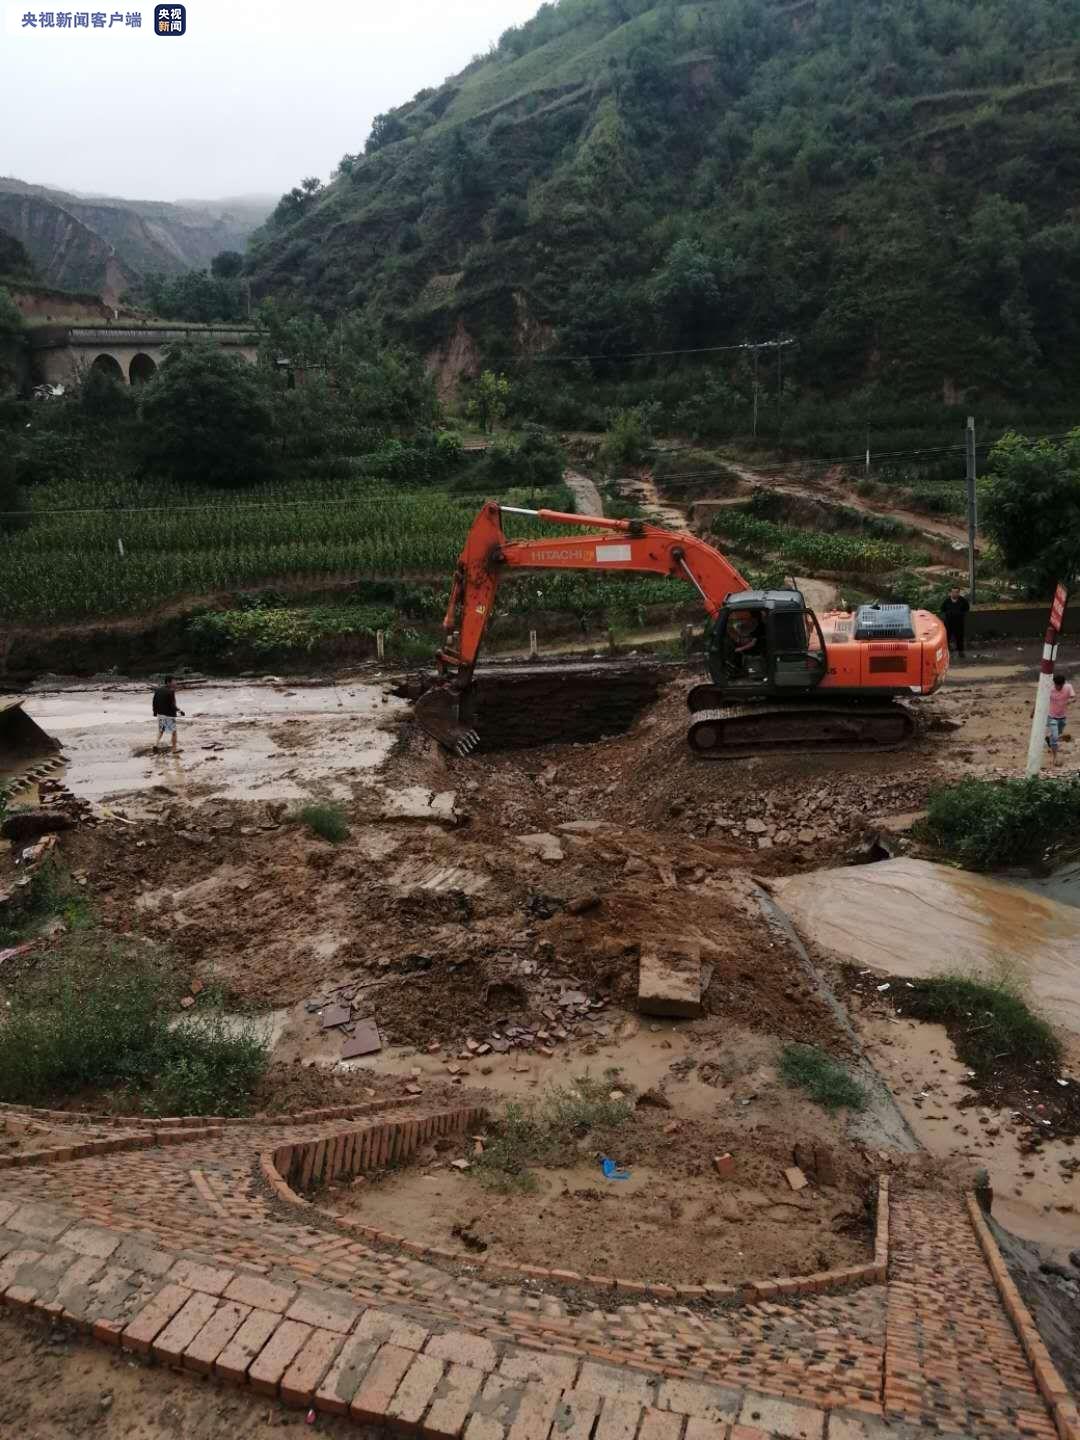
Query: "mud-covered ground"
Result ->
[[3, 647, 1077, 1293]]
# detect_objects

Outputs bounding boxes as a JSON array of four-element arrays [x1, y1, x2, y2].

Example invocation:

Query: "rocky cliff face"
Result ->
[[0, 178, 272, 300]]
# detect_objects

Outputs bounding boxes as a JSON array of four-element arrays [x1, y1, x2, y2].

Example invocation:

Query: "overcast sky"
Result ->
[[1, 0, 544, 202]]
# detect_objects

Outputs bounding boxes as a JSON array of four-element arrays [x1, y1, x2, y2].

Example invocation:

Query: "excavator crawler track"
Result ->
[[687, 701, 916, 758]]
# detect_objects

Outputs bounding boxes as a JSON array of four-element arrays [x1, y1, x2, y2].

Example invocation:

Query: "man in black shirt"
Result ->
[[941, 587, 970, 659], [152, 675, 185, 753]]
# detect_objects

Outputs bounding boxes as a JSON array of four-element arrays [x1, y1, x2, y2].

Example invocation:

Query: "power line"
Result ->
[[519, 338, 798, 363]]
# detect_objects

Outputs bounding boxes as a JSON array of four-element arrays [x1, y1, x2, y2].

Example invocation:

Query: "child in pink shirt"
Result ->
[[1047, 672, 1075, 766]]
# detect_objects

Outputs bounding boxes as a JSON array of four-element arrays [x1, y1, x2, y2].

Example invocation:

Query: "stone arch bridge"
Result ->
[[27, 323, 260, 390]]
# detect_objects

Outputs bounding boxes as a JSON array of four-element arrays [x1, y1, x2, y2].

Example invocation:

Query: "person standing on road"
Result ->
[[941, 586, 970, 659], [152, 676, 185, 753], [1046, 672, 1076, 767]]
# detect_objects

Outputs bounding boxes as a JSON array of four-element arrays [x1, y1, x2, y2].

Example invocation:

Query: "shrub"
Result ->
[[903, 973, 1060, 1071], [921, 775, 1080, 869], [0, 939, 269, 1114], [779, 1044, 867, 1112], [600, 403, 659, 470], [472, 1076, 634, 1190], [294, 802, 350, 843], [0, 857, 92, 946]]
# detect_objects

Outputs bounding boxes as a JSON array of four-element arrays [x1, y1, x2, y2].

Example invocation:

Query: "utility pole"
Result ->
[[965, 415, 977, 603], [752, 346, 759, 439], [776, 344, 783, 437]]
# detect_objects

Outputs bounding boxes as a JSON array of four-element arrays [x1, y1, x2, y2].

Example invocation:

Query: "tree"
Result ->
[[0, 231, 34, 281], [79, 364, 136, 422], [467, 371, 511, 434], [982, 431, 1080, 594], [211, 250, 244, 279], [0, 286, 23, 340], [138, 344, 275, 488]]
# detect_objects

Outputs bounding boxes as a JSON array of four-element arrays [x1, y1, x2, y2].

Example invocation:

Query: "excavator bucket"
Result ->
[[0, 698, 61, 783], [413, 685, 480, 758]]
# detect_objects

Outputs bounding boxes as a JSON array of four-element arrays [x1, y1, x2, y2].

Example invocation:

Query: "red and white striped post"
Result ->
[[1025, 582, 1069, 777]]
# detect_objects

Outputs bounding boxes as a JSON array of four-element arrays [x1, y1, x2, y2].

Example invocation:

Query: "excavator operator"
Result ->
[[730, 610, 766, 678]]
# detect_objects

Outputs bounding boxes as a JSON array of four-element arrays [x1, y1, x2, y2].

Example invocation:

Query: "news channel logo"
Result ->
[[154, 3, 184, 33]]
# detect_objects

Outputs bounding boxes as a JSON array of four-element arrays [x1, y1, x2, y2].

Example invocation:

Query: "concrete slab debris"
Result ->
[[378, 788, 459, 824], [320, 1005, 351, 1030], [515, 833, 565, 863], [785, 1167, 809, 1192], [637, 946, 703, 1019], [342, 1020, 382, 1060]]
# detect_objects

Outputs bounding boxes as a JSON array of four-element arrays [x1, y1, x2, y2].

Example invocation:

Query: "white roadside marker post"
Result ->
[[1025, 582, 1068, 777]]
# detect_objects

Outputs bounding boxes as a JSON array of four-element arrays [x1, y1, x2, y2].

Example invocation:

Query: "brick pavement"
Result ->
[[0, 1100, 1074, 1440]]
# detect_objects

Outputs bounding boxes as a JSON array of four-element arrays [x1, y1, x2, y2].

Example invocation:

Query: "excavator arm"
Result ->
[[417, 500, 748, 753], [437, 500, 747, 678]]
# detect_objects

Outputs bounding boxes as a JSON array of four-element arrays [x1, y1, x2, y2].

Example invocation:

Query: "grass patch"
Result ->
[[293, 802, 350, 844], [0, 934, 269, 1115], [472, 1075, 634, 1191], [920, 775, 1080, 869], [0, 857, 93, 947], [903, 973, 1061, 1072], [779, 1045, 867, 1112]]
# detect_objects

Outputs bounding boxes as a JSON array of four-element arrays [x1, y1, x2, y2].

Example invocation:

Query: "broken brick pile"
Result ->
[[0, 1098, 1075, 1440]]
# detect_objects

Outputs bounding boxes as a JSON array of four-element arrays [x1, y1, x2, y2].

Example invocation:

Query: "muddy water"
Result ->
[[772, 857, 1080, 1035], [1016, 861, 1080, 913], [25, 681, 406, 804], [859, 1012, 1080, 1261]]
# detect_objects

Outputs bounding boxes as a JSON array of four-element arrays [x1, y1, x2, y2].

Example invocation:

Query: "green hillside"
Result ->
[[246, 0, 1080, 432]]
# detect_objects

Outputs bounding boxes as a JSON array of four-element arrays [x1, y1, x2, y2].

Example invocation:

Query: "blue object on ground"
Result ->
[[601, 1157, 630, 1181]]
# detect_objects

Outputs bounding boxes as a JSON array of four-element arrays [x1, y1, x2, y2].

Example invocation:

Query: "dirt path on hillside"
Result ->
[[719, 457, 973, 550]]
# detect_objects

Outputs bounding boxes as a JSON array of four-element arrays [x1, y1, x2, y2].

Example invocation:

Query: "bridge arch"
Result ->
[[90, 353, 124, 382], [129, 353, 157, 385]]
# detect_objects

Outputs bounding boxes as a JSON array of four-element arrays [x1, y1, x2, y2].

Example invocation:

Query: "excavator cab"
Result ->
[[707, 590, 827, 695]]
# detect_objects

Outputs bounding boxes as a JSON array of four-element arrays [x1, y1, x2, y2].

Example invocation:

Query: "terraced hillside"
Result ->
[[246, 0, 1080, 413]]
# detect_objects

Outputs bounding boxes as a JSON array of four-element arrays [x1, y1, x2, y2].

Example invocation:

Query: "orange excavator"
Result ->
[[413, 501, 950, 758]]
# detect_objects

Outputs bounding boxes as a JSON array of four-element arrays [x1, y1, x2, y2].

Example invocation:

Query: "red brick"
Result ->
[[595, 1399, 642, 1440], [0, 1248, 42, 1292], [550, 1395, 602, 1440], [577, 1363, 655, 1406], [355, 1306, 429, 1351], [498, 1352, 578, 1390], [684, 1421, 726, 1440], [248, 1318, 313, 1396], [121, 1283, 193, 1355], [167, 1259, 234, 1296], [60, 1226, 120, 1261], [315, 1334, 381, 1416], [224, 1273, 294, 1314], [281, 1327, 344, 1407], [285, 1290, 360, 1335], [152, 1291, 220, 1366], [427, 1331, 498, 1373], [387, 1352, 445, 1432], [506, 1385, 563, 1440], [639, 1411, 684, 1440], [215, 1308, 282, 1384], [183, 1300, 251, 1374], [350, 1343, 416, 1426], [423, 1363, 486, 1440]]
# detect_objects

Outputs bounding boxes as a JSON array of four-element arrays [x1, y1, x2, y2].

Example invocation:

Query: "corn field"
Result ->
[[712, 512, 929, 576], [0, 479, 583, 624]]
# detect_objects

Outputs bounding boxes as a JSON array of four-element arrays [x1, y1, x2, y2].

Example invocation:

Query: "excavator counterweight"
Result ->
[[411, 501, 949, 759]]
